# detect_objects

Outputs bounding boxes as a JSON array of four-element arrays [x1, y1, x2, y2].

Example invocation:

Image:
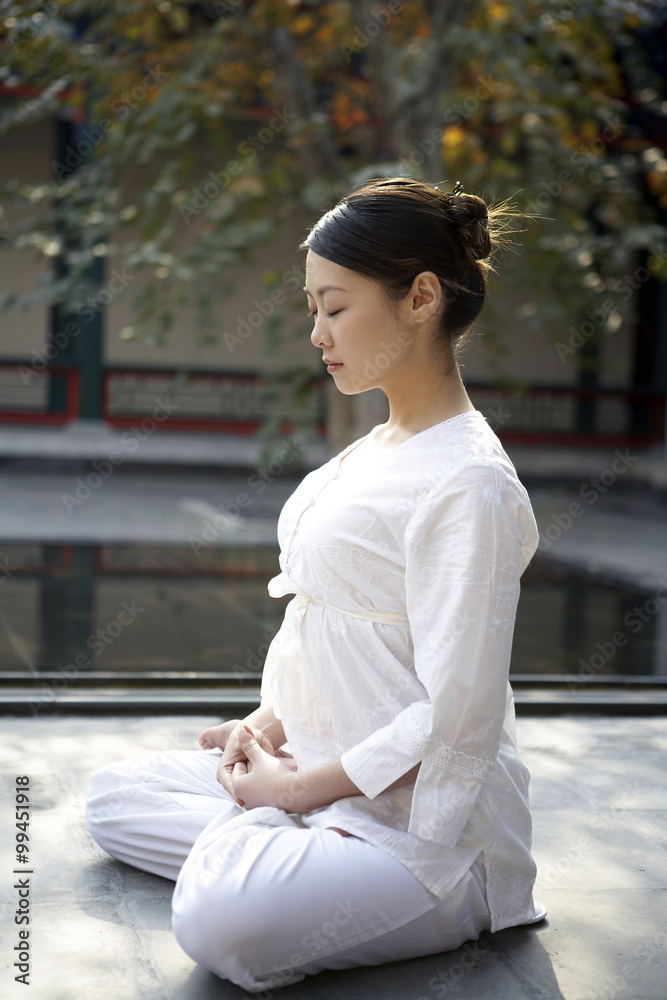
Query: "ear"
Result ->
[[406, 271, 442, 323]]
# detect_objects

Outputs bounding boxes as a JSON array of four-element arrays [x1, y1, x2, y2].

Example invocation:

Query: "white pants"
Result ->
[[85, 748, 492, 994]]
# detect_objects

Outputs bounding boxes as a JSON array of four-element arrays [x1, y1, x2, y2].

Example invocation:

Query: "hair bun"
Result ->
[[447, 193, 491, 261]]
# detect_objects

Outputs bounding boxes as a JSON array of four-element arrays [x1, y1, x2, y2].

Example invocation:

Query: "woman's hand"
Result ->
[[199, 704, 287, 755], [232, 732, 372, 813], [215, 724, 294, 805], [228, 727, 300, 810]]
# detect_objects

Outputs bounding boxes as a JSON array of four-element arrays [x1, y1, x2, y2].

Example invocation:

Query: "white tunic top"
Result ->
[[260, 410, 542, 933]]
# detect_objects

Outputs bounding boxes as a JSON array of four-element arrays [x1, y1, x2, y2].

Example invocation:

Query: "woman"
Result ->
[[86, 176, 546, 993]]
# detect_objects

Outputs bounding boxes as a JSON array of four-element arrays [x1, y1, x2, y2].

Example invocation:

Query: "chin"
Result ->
[[338, 385, 378, 397], [336, 374, 379, 395]]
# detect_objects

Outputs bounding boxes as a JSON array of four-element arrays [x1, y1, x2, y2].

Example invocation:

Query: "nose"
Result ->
[[310, 315, 331, 350]]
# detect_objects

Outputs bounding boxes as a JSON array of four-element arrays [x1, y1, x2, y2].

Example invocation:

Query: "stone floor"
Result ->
[[1, 713, 665, 1000]]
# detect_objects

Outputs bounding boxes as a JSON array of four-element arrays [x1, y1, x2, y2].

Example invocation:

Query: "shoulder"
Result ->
[[406, 419, 535, 539], [416, 414, 526, 502], [428, 411, 514, 469]]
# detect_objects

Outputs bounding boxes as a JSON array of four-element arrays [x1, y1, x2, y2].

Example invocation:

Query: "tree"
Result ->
[[1, 0, 665, 453]]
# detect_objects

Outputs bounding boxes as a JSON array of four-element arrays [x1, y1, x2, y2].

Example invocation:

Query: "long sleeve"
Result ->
[[340, 459, 538, 847]]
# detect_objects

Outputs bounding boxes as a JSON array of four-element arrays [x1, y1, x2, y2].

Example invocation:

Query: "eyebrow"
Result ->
[[303, 284, 347, 296]]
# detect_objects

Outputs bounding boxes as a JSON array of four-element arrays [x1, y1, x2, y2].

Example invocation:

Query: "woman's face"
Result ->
[[305, 250, 413, 395]]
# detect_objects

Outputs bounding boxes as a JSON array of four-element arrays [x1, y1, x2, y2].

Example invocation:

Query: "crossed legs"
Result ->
[[85, 748, 491, 993]]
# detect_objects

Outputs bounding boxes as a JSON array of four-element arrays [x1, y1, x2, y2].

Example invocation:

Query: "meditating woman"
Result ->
[[85, 176, 546, 993]]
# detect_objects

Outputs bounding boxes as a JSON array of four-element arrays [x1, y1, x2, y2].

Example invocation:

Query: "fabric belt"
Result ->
[[267, 571, 409, 627]]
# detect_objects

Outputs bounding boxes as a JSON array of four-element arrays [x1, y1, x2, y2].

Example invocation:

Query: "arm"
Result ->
[[339, 461, 538, 846], [240, 700, 286, 750], [229, 728, 421, 812], [228, 461, 535, 825]]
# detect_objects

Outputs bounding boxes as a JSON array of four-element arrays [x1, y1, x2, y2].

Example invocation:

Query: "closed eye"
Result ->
[[307, 310, 341, 318]]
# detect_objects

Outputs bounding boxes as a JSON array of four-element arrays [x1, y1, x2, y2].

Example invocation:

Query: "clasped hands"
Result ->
[[199, 719, 301, 811], [198, 715, 366, 817]]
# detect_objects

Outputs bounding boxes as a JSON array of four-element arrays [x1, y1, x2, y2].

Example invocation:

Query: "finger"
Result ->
[[217, 764, 236, 798], [219, 735, 250, 768], [230, 763, 248, 808], [219, 749, 245, 769], [238, 728, 263, 758], [220, 771, 244, 809]]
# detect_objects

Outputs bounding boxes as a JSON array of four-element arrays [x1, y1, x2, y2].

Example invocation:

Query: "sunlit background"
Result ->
[[0, 0, 666, 713]]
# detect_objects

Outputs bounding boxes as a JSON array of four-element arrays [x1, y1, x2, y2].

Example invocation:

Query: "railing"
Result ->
[[103, 367, 327, 434], [0, 364, 79, 424], [0, 361, 664, 446], [1, 542, 665, 715], [468, 383, 665, 448]]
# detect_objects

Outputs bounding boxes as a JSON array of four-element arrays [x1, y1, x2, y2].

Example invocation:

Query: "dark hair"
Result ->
[[299, 176, 520, 350]]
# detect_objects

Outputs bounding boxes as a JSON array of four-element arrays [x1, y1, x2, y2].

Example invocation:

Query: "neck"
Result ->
[[378, 354, 474, 442]]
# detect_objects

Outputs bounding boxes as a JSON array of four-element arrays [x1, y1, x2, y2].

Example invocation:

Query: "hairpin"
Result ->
[[450, 180, 464, 196]]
